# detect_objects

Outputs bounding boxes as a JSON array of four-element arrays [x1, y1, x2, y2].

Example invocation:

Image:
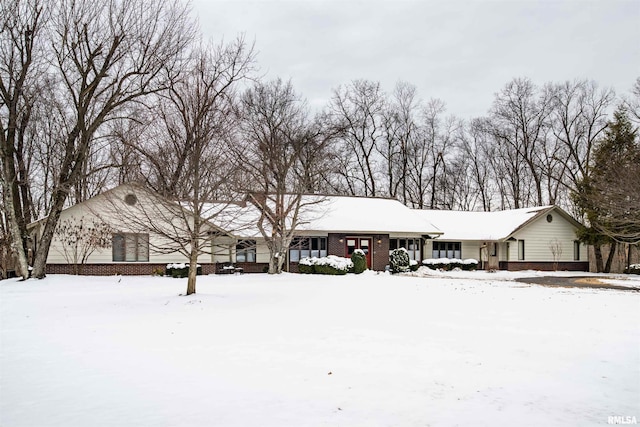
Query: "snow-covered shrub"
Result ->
[[298, 261, 314, 274], [166, 263, 202, 278], [351, 249, 367, 274], [389, 248, 410, 273], [409, 259, 419, 272], [461, 259, 478, 271], [298, 256, 353, 275], [422, 258, 478, 271], [625, 263, 640, 275]]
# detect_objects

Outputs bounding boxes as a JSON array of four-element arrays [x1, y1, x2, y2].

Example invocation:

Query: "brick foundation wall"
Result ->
[[498, 261, 589, 272], [287, 263, 300, 273], [45, 262, 270, 276], [235, 262, 269, 273]]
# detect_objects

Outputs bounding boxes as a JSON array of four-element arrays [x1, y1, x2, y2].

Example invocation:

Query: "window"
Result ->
[[289, 237, 327, 261], [236, 240, 256, 263], [390, 238, 422, 261], [112, 233, 149, 262], [490, 242, 497, 257], [432, 241, 461, 259], [574, 241, 580, 261], [346, 239, 357, 255], [518, 240, 525, 260]]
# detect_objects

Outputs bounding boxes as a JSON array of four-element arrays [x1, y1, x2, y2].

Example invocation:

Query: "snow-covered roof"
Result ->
[[414, 206, 556, 241], [203, 197, 567, 241], [297, 195, 441, 234], [203, 195, 441, 238]]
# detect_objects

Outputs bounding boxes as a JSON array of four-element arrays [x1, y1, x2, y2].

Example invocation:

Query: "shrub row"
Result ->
[[625, 263, 640, 275], [422, 258, 478, 271], [165, 263, 202, 278], [299, 255, 353, 275]]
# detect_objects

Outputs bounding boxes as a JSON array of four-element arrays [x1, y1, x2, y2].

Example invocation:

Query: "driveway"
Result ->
[[516, 276, 640, 291]]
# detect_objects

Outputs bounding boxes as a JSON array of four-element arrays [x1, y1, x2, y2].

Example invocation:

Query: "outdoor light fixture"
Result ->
[[377, 239, 382, 244], [339, 238, 344, 243]]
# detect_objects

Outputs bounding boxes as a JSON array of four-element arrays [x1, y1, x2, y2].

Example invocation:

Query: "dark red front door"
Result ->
[[346, 237, 372, 268]]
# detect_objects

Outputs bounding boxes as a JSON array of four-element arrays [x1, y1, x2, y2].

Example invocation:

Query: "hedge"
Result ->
[[299, 255, 353, 275], [624, 263, 640, 275], [422, 258, 478, 271], [166, 263, 202, 278]]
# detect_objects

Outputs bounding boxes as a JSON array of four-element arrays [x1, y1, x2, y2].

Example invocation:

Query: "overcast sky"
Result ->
[[191, 0, 639, 119]]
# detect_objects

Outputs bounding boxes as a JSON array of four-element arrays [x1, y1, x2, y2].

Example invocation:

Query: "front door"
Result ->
[[346, 237, 372, 268]]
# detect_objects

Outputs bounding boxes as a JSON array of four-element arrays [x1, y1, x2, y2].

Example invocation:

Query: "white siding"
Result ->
[[212, 236, 234, 263], [423, 240, 432, 261], [499, 242, 510, 262], [461, 241, 481, 260], [255, 240, 270, 263], [509, 212, 586, 262], [41, 186, 221, 265]]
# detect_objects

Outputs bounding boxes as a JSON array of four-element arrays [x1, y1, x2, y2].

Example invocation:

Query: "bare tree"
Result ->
[[236, 79, 327, 274], [109, 38, 255, 295], [404, 99, 458, 209], [0, 0, 46, 279], [459, 118, 495, 211], [379, 81, 419, 202], [549, 238, 563, 271], [622, 77, 640, 127], [329, 80, 384, 197], [548, 80, 614, 211], [53, 217, 112, 274], [30, 0, 194, 279], [488, 78, 552, 207]]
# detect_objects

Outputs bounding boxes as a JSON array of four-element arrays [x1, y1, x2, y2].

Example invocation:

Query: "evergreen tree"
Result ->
[[574, 107, 640, 272]]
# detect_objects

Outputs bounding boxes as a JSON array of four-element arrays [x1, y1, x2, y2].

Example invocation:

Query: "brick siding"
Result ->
[[372, 234, 389, 271], [45, 262, 269, 276], [327, 233, 390, 271]]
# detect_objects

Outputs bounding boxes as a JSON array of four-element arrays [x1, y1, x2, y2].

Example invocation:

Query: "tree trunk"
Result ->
[[186, 249, 198, 295], [268, 245, 281, 274], [268, 254, 278, 274], [603, 241, 617, 273], [593, 244, 604, 273], [31, 186, 71, 278], [1, 177, 29, 280]]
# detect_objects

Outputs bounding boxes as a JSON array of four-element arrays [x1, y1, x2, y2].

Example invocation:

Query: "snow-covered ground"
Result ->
[[1, 271, 638, 427]]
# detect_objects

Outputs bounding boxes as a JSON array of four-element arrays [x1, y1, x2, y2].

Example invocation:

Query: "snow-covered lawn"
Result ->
[[1, 272, 638, 427]]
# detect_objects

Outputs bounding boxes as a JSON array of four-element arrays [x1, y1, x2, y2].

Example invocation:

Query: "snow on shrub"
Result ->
[[166, 263, 202, 278], [299, 255, 353, 275], [351, 249, 367, 274], [389, 248, 410, 274], [422, 258, 478, 271], [625, 263, 640, 275]]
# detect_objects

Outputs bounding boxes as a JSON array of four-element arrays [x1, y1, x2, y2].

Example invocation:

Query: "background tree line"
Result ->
[[2, 0, 638, 281]]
